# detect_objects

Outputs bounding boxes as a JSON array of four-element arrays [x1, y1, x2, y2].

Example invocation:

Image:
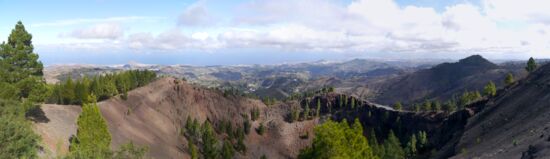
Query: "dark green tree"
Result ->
[[526, 57, 537, 72], [0, 82, 20, 100], [221, 140, 235, 159], [382, 130, 404, 159], [0, 21, 47, 102], [0, 99, 40, 158], [304, 102, 310, 120], [316, 98, 321, 117], [368, 129, 384, 157], [201, 121, 218, 159], [69, 94, 112, 156], [256, 122, 266, 135], [0, 21, 43, 84], [62, 77, 76, 104]]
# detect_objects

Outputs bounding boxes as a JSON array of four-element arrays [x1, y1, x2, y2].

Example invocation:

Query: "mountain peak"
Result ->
[[458, 55, 493, 65]]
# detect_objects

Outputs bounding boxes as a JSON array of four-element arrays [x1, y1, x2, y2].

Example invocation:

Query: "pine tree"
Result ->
[[483, 81, 497, 97], [316, 98, 321, 117], [413, 104, 420, 112], [505, 73, 514, 86], [418, 131, 428, 148], [0, 21, 43, 84], [0, 99, 40, 158], [443, 101, 457, 113], [201, 121, 218, 159], [70, 94, 111, 156], [368, 129, 384, 157], [383, 130, 405, 159], [339, 94, 343, 107], [188, 141, 199, 159], [291, 107, 300, 122], [526, 57, 537, 73], [393, 102, 402, 111], [221, 140, 235, 159], [432, 100, 441, 112], [422, 100, 432, 112], [304, 102, 310, 120], [405, 134, 417, 158], [62, 77, 76, 105], [0, 22, 46, 102], [256, 122, 266, 135]]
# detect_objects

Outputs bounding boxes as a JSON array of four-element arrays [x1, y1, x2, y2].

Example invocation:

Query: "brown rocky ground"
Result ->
[[34, 104, 81, 158], [36, 77, 316, 159]]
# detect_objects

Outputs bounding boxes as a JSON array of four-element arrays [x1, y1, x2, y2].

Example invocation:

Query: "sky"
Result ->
[[0, 0, 549, 65]]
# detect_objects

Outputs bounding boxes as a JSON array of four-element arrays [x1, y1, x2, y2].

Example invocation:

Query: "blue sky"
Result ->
[[1, 0, 549, 65]]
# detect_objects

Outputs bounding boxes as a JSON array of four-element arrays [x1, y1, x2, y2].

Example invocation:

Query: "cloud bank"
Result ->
[[45, 0, 550, 58]]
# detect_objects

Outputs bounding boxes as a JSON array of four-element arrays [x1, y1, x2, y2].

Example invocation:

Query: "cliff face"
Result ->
[[298, 93, 478, 158]]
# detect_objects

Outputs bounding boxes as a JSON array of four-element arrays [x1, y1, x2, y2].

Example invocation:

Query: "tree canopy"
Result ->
[[47, 70, 156, 105], [0, 99, 40, 158], [298, 119, 377, 159]]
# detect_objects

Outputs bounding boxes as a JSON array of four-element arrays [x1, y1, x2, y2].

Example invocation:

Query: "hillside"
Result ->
[[374, 55, 524, 105], [36, 77, 318, 158], [448, 62, 550, 158]]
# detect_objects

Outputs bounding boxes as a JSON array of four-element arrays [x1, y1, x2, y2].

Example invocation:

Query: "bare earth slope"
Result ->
[[450, 63, 550, 159], [34, 104, 81, 158], [98, 77, 314, 159]]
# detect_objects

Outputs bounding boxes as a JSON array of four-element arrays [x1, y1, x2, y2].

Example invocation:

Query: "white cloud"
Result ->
[[32, 16, 164, 27], [127, 29, 222, 51], [64, 23, 124, 40], [483, 0, 550, 24], [43, 0, 550, 58], [178, 2, 216, 27]]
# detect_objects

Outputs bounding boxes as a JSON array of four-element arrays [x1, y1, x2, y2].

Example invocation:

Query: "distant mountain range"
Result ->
[[372, 55, 528, 106]]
